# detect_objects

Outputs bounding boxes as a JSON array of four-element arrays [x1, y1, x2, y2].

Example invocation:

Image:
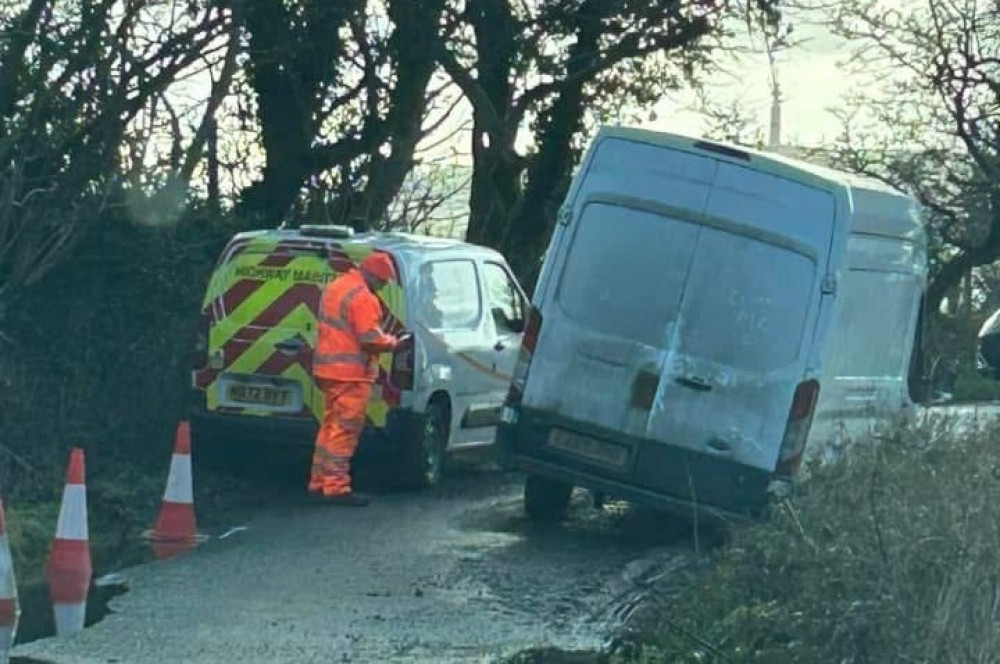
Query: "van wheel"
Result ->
[[400, 402, 448, 489], [524, 474, 572, 523]]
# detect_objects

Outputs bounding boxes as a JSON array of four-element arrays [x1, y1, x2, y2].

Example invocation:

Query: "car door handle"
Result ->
[[494, 340, 507, 352]]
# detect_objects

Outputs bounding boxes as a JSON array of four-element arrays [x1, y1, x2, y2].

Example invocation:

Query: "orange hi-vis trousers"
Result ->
[[309, 379, 373, 496]]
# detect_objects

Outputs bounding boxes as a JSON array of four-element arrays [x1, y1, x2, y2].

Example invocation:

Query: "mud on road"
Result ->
[[13, 457, 705, 664]]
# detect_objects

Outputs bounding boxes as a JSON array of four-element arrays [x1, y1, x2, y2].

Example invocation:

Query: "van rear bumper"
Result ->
[[497, 409, 772, 521], [189, 390, 420, 457]]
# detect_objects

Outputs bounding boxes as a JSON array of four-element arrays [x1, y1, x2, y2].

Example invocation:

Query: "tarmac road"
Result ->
[[12, 461, 696, 664], [13, 403, 998, 664]]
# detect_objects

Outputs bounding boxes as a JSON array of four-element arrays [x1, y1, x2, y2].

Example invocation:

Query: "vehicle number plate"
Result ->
[[227, 384, 292, 407], [547, 429, 628, 467]]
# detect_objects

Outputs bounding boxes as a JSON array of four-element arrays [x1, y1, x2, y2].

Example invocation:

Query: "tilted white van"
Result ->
[[495, 127, 926, 522]]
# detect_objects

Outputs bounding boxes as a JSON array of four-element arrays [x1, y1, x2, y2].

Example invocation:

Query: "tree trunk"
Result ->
[[231, 0, 350, 226], [504, 7, 601, 287], [207, 116, 221, 215], [349, 0, 446, 228], [463, 0, 521, 250], [466, 126, 522, 249], [927, 239, 1000, 316]]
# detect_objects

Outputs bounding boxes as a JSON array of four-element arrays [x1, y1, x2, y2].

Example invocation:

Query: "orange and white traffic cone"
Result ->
[[146, 422, 204, 560], [0, 498, 20, 663], [46, 447, 92, 637]]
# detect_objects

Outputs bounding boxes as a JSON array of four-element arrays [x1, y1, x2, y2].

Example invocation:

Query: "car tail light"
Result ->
[[776, 379, 820, 478], [504, 306, 543, 409], [390, 334, 415, 391]]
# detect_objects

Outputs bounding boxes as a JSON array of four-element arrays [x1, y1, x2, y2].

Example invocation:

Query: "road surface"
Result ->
[[13, 403, 998, 664], [13, 465, 694, 664]]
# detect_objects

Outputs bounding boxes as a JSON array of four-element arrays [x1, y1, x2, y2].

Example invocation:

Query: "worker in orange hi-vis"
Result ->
[[310, 251, 407, 506]]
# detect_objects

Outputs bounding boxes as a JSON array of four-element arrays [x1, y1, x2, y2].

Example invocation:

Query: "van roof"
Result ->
[[594, 126, 925, 243], [227, 227, 505, 260]]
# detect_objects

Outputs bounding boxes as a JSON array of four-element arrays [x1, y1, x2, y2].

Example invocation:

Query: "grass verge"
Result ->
[[614, 413, 1000, 663]]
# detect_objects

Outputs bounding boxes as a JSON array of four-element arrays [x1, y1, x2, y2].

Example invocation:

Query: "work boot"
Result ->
[[321, 492, 370, 507]]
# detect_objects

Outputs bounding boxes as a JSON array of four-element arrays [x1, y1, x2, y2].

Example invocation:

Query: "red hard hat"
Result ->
[[359, 251, 397, 283]]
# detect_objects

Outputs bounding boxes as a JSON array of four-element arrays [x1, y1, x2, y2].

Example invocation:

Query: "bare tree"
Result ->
[[433, 0, 783, 285], [228, 0, 452, 230], [0, 0, 230, 312], [821, 0, 1000, 313]]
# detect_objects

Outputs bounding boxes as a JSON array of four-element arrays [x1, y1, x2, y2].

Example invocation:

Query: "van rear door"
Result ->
[[206, 238, 333, 419], [641, 162, 837, 473]]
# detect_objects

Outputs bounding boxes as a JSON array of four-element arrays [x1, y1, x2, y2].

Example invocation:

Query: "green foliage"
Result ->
[[952, 371, 1000, 403], [0, 207, 252, 585], [621, 418, 1000, 663], [0, 207, 228, 494]]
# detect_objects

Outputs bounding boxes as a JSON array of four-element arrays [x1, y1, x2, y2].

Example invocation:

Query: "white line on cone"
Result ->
[[54, 485, 89, 541], [163, 454, 194, 504]]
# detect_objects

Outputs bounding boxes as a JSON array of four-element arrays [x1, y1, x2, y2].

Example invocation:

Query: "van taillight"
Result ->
[[192, 314, 211, 370], [504, 306, 543, 410], [776, 379, 820, 478], [390, 334, 415, 391], [522, 306, 542, 354]]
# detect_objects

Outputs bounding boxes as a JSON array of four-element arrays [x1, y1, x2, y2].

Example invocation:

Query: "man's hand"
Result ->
[[394, 332, 413, 350]]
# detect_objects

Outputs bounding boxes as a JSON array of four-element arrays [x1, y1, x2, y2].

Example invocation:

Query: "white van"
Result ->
[[804, 170, 927, 461], [494, 127, 926, 522], [191, 227, 529, 488]]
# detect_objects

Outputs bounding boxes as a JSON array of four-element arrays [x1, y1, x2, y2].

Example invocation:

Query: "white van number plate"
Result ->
[[547, 429, 628, 468]]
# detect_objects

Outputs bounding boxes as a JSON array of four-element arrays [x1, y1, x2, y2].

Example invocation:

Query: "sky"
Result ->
[[644, 7, 859, 147], [414, 5, 868, 170]]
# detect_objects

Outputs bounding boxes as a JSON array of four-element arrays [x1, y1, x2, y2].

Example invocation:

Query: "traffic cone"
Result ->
[[146, 422, 203, 560], [0, 498, 20, 663], [45, 447, 92, 637]]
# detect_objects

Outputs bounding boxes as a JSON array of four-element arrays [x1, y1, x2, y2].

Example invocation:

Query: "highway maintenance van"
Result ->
[[191, 225, 529, 488], [495, 127, 926, 522]]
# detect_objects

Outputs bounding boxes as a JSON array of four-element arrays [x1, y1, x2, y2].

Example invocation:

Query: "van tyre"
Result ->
[[400, 402, 448, 489], [524, 474, 572, 523]]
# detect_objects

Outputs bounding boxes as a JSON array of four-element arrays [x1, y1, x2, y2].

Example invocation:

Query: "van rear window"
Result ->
[[556, 203, 700, 347], [677, 228, 816, 373], [555, 202, 818, 372]]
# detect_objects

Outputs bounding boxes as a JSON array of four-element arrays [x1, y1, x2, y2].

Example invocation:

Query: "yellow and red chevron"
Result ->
[[194, 234, 407, 428]]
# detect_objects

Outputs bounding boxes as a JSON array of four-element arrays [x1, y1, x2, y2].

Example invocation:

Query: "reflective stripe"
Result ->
[[318, 285, 365, 332], [358, 330, 383, 343], [314, 447, 348, 462], [312, 460, 347, 475], [313, 352, 370, 366], [312, 448, 350, 474], [336, 416, 366, 433], [318, 313, 349, 330]]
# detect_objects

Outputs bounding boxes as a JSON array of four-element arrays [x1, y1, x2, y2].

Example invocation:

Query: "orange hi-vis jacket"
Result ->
[[314, 269, 398, 382]]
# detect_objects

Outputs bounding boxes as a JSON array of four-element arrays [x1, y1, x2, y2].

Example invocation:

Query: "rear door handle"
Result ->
[[675, 376, 712, 392], [494, 340, 507, 352], [275, 338, 305, 354]]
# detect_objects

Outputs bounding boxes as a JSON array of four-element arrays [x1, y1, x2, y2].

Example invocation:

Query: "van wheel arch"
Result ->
[[398, 391, 451, 489], [426, 391, 452, 428]]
